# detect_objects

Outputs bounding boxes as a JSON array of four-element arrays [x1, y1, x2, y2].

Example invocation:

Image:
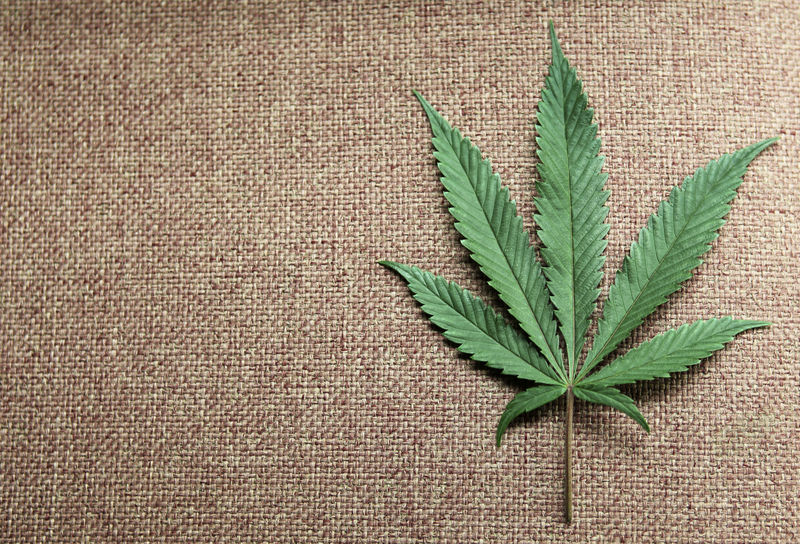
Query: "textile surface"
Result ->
[[2, 1, 798, 542]]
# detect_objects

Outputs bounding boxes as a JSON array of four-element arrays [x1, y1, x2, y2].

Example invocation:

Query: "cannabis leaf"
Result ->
[[379, 21, 776, 523]]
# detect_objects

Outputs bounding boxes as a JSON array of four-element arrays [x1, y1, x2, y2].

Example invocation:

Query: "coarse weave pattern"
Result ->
[[1, 2, 798, 542]]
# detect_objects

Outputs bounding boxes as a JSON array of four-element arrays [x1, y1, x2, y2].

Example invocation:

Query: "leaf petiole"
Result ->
[[565, 386, 574, 523]]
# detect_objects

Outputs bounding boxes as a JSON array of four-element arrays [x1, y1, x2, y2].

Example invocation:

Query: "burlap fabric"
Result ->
[[2, 2, 798, 542]]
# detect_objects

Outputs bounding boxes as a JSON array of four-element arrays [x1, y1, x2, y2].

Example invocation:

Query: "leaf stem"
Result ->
[[565, 386, 574, 523]]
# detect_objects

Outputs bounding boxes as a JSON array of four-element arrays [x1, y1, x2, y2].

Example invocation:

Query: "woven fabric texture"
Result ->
[[2, 2, 798, 542]]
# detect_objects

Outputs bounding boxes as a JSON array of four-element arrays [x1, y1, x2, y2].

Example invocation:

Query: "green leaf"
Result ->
[[414, 91, 567, 382], [380, 22, 777, 522], [380, 261, 562, 386], [576, 138, 778, 381], [573, 383, 649, 432], [582, 318, 768, 386], [496, 384, 567, 446], [535, 22, 610, 381]]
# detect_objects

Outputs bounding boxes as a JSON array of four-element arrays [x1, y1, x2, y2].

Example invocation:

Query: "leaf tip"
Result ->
[[745, 137, 779, 160], [495, 425, 507, 448], [547, 19, 563, 61], [411, 90, 443, 133], [495, 409, 518, 448], [378, 260, 401, 274], [749, 320, 772, 329], [763, 136, 780, 146], [412, 89, 431, 110]]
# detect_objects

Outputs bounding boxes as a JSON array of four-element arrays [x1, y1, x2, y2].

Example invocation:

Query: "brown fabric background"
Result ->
[[2, 1, 798, 542]]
